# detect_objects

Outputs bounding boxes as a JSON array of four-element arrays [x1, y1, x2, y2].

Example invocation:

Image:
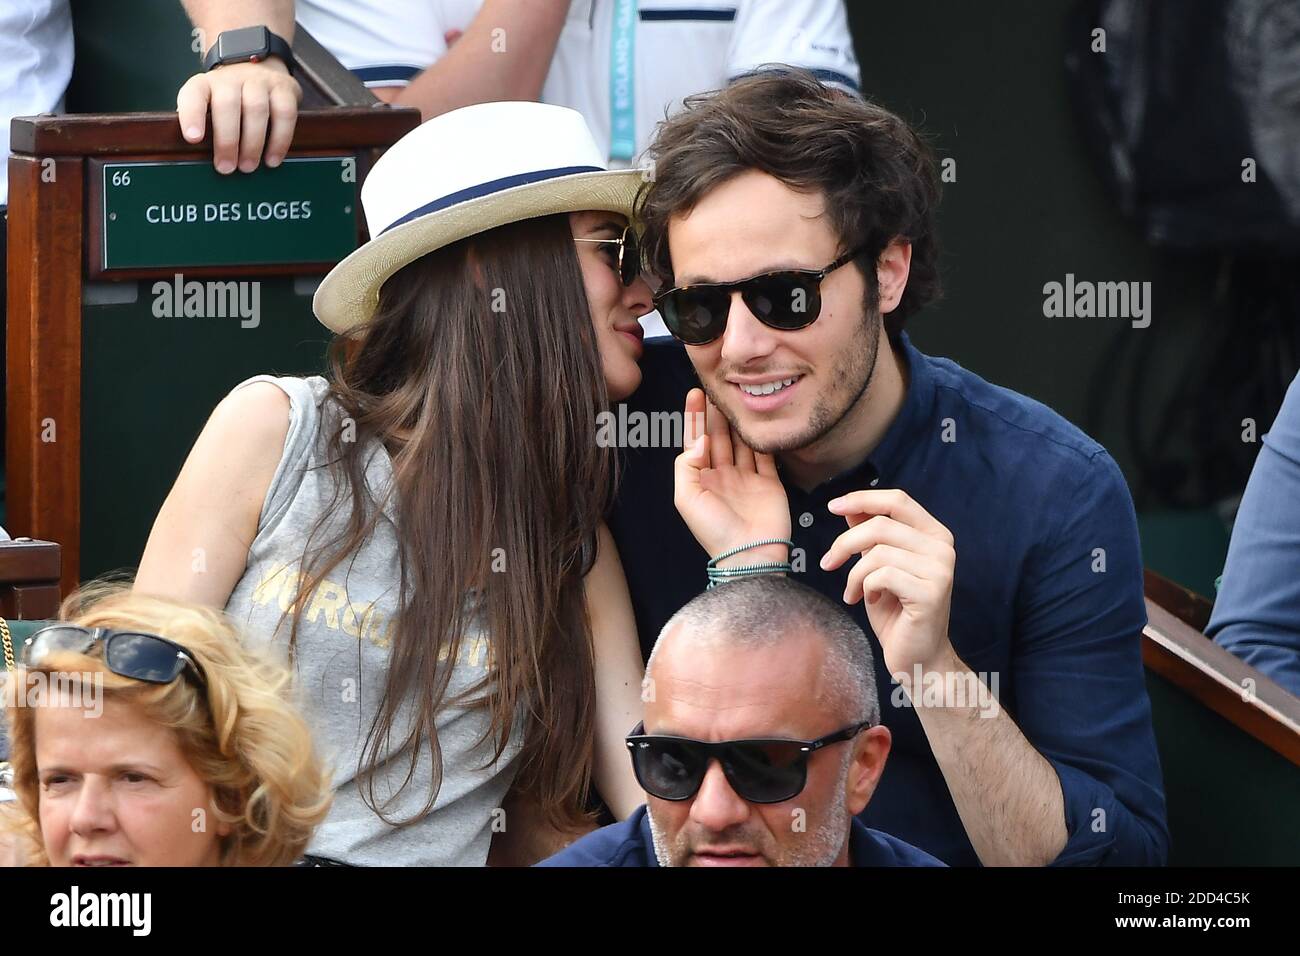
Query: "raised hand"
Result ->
[[820, 489, 957, 677], [673, 388, 791, 567]]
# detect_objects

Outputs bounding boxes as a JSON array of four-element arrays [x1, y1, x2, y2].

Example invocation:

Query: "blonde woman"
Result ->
[[0, 584, 331, 866]]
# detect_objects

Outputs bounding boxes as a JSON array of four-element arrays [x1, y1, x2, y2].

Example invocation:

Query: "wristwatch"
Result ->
[[202, 26, 296, 75]]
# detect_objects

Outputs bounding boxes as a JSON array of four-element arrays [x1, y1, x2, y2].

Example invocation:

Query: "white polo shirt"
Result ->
[[295, 0, 860, 164], [296, 0, 859, 335], [0, 0, 74, 206]]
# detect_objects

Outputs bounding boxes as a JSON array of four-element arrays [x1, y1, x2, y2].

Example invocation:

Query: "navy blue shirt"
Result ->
[[607, 334, 1169, 867], [1207, 370, 1300, 695], [537, 805, 945, 867]]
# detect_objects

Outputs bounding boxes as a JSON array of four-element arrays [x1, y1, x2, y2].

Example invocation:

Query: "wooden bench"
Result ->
[[0, 539, 61, 620]]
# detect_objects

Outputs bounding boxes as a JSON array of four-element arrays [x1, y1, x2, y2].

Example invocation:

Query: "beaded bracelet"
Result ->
[[705, 538, 795, 590]]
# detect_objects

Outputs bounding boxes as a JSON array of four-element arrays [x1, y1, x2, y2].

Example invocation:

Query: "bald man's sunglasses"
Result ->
[[573, 225, 642, 287], [652, 247, 863, 346], [625, 720, 871, 804]]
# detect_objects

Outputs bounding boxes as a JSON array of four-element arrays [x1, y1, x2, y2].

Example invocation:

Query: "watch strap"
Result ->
[[202, 27, 296, 75]]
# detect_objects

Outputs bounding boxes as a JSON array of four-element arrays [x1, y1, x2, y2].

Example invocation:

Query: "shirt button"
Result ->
[[869, 477, 880, 487]]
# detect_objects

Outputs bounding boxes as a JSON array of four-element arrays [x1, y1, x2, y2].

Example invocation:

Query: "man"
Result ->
[[540, 576, 943, 867], [178, 1, 858, 335], [294, 0, 859, 163], [608, 68, 1169, 866], [178, 0, 858, 171]]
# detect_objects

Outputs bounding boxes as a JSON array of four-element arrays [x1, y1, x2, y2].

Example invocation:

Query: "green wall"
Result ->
[[68, 0, 330, 579], [846, 0, 1235, 595]]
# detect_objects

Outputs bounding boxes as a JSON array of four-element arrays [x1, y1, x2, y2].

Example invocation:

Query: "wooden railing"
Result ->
[[1142, 569, 1300, 766]]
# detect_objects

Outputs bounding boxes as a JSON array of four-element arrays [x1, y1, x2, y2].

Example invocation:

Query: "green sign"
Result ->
[[99, 156, 359, 271]]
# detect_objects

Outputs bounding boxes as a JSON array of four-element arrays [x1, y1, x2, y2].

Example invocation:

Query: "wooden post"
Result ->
[[6, 154, 84, 597]]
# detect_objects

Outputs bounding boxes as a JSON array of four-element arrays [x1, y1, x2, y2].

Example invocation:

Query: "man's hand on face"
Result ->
[[177, 58, 302, 174], [674, 387, 792, 568], [819, 489, 957, 676]]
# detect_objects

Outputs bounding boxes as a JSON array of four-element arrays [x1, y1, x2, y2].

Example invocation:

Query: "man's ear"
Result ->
[[876, 240, 913, 314], [845, 724, 892, 816]]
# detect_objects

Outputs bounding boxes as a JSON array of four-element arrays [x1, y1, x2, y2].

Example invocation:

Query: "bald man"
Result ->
[[539, 575, 942, 867]]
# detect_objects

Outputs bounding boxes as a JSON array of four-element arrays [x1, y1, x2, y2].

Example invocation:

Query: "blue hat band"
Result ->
[[380, 165, 606, 235]]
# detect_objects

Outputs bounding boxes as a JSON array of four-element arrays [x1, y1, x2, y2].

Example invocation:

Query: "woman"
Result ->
[[134, 101, 784, 865], [0, 584, 331, 866]]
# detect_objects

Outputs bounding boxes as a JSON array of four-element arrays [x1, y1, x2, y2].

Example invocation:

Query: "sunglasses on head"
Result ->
[[653, 247, 864, 346], [22, 624, 208, 691], [573, 224, 643, 287], [625, 719, 871, 804]]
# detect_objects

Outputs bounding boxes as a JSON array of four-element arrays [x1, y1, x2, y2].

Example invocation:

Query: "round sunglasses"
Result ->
[[573, 224, 643, 287], [22, 624, 208, 690], [653, 247, 864, 346], [625, 719, 871, 804]]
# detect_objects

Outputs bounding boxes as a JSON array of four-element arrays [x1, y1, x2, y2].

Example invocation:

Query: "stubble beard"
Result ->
[[701, 306, 883, 458], [647, 751, 854, 867]]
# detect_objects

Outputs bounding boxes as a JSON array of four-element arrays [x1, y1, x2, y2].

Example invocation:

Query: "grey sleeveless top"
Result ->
[[224, 374, 522, 866]]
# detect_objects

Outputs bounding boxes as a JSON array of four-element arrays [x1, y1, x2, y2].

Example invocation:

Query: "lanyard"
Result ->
[[608, 0, 637, 161]]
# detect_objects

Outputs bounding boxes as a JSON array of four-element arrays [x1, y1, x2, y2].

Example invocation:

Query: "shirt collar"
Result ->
[[868, 330, 936, 478]]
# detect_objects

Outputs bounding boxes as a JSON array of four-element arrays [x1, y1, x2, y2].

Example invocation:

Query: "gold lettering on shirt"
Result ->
[[305, 580, 346, 629], [248, 563, 491, 669], [340, 601, 366, 638], [250, 562, 289, 605]]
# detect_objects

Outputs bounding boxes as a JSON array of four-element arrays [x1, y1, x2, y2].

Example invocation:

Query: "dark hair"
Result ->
[[288, 213, 607, 831], [637, 67, 942, 335]]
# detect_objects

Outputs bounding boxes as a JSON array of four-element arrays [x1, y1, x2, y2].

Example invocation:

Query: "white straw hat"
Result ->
[[313, 101, 644, 333]]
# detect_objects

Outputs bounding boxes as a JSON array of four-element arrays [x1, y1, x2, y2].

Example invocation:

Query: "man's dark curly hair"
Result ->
[[636, 67, 942, 336]]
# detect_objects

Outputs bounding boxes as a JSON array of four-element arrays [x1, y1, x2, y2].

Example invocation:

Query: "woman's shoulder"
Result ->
[[194, 375, 340, 495], [217, 374, 337, 445], [226, 374, 331, 414]]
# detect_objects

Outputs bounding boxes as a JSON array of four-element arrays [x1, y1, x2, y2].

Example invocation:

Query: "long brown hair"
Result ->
[[287, 213, 609, 830]]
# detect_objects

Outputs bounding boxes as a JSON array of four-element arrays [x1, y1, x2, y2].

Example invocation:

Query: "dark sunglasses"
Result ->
[[573, 224, 642, 287], [625, 719, 870, 804], [653, 247, 864, 346], [22, 624, 208, 690]]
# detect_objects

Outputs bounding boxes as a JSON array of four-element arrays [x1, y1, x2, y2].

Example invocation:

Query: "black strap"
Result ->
[[202, 27, 296, 75]]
